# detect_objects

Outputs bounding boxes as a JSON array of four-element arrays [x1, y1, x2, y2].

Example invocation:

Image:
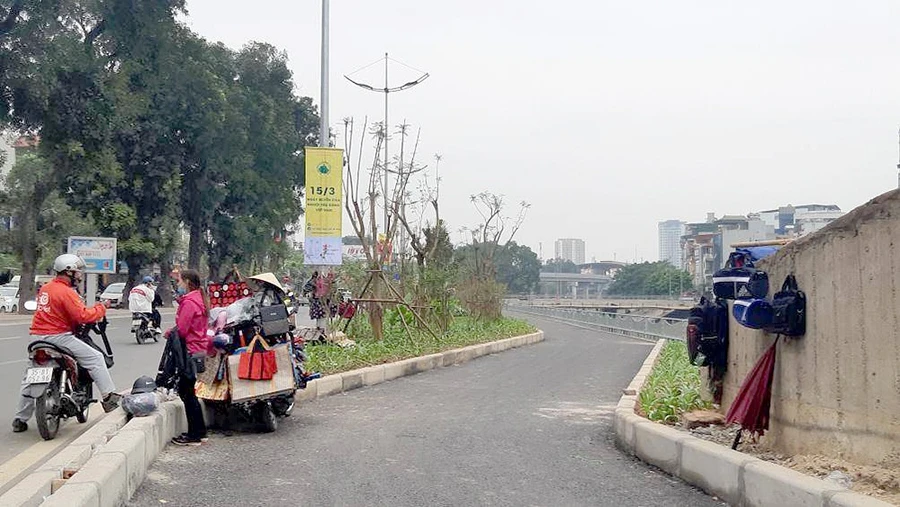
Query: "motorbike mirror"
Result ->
[[24, 300, 37, 311]]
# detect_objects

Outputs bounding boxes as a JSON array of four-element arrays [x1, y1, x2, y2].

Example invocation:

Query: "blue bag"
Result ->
[[732, 299, 774, 329], [713, 251, 769, 300]]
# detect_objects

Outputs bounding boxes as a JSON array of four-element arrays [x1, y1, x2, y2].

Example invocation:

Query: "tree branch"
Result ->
[[84, 18, 107, 49]]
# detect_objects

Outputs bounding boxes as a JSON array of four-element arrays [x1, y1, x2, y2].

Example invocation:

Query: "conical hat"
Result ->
[[248, 272, 285, 292]]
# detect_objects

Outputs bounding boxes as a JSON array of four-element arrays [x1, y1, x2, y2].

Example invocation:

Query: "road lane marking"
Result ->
[[0, 336, 22, 342], [0, 359, 27, 366]]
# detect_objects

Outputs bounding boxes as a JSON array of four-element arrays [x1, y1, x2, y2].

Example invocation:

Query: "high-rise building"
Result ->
[[554, 238, 585, 265], [658, 220, 686, 268]]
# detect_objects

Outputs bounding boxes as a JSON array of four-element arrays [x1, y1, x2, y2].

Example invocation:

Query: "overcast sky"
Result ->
[[183, 1, 900, 263]]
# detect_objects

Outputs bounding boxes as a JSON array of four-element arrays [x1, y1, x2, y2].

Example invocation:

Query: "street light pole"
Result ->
[[319, 0, 329, 147], [345, 54, 429, 234]]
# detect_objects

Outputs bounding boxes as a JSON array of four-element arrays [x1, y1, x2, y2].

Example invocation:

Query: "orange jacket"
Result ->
[[30, 277, 106, 336]]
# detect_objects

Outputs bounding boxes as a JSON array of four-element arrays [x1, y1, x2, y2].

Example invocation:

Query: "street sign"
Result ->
[[67, 236, 117, 274]]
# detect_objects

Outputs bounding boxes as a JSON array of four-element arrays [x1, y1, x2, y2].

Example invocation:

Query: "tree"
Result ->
[[494, 242, 541, 294], [0, 153, 96, 310], [607, 261, 693, 296]]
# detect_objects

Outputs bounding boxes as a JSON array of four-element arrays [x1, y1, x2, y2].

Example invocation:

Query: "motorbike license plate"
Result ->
[[132, 319, 142, 327], [25, 367, 53, 384]]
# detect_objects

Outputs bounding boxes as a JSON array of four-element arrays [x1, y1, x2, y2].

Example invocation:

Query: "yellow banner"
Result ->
[[304, 147, 343, 238]]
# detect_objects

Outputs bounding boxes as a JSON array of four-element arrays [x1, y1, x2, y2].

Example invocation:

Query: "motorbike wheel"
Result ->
[[254, 402, 277, 433], [35, 374, 61, 441], [75, 383, 92, 424], [271, 395, 294, 417]]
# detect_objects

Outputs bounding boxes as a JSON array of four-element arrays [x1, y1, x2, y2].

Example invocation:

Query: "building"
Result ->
[[681, 220, 719, 292], [554, 238, 585, 265], [658, 220, 686, 268], [757, 204, 843, 237], [0, 132, 16, 190]]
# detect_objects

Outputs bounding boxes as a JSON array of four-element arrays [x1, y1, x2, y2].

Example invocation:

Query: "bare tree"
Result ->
[[458, 192, 530, 320], [342, 118, 426, 339]]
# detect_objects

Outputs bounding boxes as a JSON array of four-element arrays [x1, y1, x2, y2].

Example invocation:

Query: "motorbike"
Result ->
[[22, 305, 115, 441], [131, 312, 159, 344], [205, 290, 319, 433]]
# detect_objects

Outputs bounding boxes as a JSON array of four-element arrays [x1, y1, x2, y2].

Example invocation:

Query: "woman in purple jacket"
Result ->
[[172, 269, 210, 446]]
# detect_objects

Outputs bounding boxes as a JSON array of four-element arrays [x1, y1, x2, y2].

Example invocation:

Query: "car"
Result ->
[[0, 285, 20, 313], [99, 282, 126, 308]]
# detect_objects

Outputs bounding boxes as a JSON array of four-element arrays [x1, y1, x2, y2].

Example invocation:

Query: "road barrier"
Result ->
[[506, 304, 686, 342]]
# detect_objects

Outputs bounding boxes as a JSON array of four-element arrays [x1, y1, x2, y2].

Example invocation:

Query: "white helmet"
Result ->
[[53, 254, 86, 274]]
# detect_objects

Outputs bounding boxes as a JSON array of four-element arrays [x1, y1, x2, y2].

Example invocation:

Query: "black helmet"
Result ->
[[131, 375, 156, 394]]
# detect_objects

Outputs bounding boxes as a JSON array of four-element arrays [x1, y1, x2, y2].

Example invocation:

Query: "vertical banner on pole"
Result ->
[[304, 147, 344, 265]]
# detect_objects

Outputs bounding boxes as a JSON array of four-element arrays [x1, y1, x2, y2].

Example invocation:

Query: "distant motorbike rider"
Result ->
[[12, 254, 121, 433], [129, 276, 161, 333]]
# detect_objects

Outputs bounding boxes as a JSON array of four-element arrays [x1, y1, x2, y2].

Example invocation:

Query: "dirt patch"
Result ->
[[677, 421, 900, 505]]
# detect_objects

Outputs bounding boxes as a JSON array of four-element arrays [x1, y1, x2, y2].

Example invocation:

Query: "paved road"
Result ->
[[0, 309, 175, 464], [129, 314, 723, 507]]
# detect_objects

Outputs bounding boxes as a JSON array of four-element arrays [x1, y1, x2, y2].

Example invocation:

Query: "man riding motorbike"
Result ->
[[12, 254, 121, 433], [129, 276, 161, 333]]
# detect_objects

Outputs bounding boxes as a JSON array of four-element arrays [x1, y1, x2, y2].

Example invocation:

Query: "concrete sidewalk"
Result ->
[[128, 316, 723, 507]]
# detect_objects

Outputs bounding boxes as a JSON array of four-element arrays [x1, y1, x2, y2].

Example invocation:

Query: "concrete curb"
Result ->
[[614, 340, 893, 507], [18, 330, 544, 507]]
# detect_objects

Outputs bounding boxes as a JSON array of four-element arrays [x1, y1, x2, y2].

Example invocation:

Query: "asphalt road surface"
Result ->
[[129, 314, 723, 507]]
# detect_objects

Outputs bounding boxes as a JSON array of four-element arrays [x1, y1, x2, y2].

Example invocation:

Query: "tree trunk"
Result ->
[[188, 220, 203, 270], [207, 261, 220, 283], [16, 198, 40, 314], [125, 256, 142, 310], [159, 257, 173, 307]]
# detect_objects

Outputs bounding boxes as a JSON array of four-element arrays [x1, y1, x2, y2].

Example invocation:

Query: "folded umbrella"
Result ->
[[725, 337, 779, 449]]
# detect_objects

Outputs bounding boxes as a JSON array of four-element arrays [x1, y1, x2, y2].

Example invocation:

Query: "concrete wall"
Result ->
[[723, 189, 900, 466]]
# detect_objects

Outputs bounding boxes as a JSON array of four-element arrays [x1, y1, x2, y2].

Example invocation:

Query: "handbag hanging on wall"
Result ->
[[764, 274, 806, 337], [713, 251, 770, 300]]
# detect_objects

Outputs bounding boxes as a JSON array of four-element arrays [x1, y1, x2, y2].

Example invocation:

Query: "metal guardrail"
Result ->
[[506, 304, 686, 342]]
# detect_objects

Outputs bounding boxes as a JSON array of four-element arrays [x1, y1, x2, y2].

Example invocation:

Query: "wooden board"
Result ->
[[228, 343, 295, 403]]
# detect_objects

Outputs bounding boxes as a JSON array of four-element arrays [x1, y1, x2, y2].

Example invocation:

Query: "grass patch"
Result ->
[[638, 340, 711, 424], [305, 316, 537, 375]]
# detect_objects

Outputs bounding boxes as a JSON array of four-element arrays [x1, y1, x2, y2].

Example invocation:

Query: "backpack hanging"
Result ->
[[687, 296, 729, 367], [764, 274, 806, 337], [713, 251, 769, 300]]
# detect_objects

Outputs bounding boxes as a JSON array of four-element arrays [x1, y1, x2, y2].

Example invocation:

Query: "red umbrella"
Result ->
[[725, 337, 780, 449]]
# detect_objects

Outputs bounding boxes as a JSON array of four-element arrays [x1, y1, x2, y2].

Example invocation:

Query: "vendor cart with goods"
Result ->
[[196, 271, 319, 432]]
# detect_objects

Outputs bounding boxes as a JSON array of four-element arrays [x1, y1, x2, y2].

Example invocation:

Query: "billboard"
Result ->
[[67, 236, 117, 274], [304, 147, 344, 265]]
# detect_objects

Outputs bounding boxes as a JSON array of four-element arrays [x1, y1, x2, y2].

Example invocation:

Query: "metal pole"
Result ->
[[383, 52, 389, 235], [319, 0, 329, 147]]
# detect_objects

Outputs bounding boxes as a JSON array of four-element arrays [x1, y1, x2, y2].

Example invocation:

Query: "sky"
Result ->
[[182, 0, 900, 263]]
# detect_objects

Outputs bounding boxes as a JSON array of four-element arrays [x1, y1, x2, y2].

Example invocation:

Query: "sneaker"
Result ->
[[11, 419, 27, 433], [179, 432, 209, 442], [171, 435, 202, 446], [101, 393, 122, 413]]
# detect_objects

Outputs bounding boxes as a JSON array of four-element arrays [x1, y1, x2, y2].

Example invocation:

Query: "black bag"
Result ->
[[686, 296, 728, 367], [713, 251, 769, 300], [764, 274, 806, 337], [260, 304, 290, 336], [156, 328, 188, 389]]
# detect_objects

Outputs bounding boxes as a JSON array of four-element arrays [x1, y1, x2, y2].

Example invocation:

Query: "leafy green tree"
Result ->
[[607, 261, 692, 296], [0, 153, 96, 309], [495, 242, 541, 294]]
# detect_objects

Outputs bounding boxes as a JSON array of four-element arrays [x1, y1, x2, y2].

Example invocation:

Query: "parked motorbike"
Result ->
[[22, 303, 115, 441], [131, 312, 159, 344]]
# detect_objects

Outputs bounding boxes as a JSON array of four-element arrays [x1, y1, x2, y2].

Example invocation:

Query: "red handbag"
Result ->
[[237, 334, 278, 381]]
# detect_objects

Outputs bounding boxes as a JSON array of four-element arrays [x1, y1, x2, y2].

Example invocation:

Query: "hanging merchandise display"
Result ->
[[764, 274, 807, 337], [713, 251, 769, 300]]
